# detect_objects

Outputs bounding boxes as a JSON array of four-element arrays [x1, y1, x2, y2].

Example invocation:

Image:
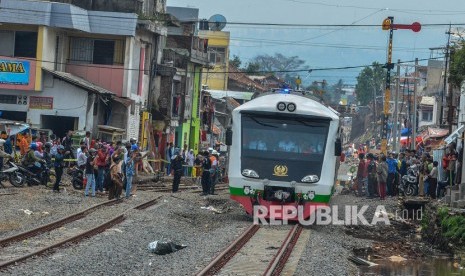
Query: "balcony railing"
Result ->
[[65, 63, 124, 97]]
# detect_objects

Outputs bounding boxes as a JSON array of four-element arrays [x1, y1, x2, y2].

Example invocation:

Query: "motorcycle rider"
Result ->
[[0, 139, 11, 171], [43, 142, 53, 167], [22, 143, 45, 184]]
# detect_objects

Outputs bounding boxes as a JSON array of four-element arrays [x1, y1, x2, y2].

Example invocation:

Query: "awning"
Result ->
[[445, 125, 465, 145], [0, 120, 30, 136], [422, 127, 449, 139], [204, 90, 254, 100], [112, 97, 134, 107], [97, 125, 126, 134]]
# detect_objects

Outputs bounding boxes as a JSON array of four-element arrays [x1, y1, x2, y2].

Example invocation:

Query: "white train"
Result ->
[[226, 90, 341, 220]]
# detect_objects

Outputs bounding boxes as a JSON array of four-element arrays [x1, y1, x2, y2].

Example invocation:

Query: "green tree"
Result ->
[[450, 44, 465, 88], [243, 62, 261, 75], [355, 62, 386, 106], [230, 55, 242, 69], [250, 53, 309, 79]]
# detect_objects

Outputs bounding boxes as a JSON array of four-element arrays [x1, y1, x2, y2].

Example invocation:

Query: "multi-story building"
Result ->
[[0, 0, 168, 142], [157, 7, 209, 153], [199, 27, 230, 91]]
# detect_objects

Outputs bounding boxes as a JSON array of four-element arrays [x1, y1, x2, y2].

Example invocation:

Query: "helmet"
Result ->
[[130, 138, 137, 143], [0, 139, 5, 146], [30, 143, 37, 150], [45, 142, 52, 149]]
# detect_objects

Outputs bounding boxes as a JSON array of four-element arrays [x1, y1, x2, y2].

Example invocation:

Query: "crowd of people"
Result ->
[[353, 142, 461, 200], [166, 144, 224, 195], [0, 130, 148, 199]]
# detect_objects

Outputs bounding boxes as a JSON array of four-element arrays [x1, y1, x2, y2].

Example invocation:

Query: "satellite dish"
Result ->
[[208, 14, 227, 31]]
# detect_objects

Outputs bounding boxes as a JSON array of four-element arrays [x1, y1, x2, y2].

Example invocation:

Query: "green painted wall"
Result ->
[[189, 65, 202, 154]]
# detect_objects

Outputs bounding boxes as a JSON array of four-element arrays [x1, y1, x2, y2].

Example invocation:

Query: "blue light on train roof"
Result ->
[[281, 89, 290, 94]]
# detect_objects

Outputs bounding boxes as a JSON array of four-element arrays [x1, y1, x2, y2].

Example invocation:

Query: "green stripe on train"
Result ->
[[229, 186, 331, 203]]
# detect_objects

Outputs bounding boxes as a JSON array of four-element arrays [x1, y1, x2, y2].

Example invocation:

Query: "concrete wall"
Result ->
[[426, 60, 445, 96]]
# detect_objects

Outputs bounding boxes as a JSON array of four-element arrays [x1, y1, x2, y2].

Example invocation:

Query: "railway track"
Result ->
[[197, 224, 304, 276], [138, 183, 229, 193], [0, 196, 162, 270]]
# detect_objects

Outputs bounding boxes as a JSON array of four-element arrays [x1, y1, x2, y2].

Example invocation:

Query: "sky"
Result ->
[[167, 0, 465, 85]]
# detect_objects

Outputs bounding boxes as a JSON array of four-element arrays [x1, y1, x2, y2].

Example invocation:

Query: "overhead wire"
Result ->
[[1, 6, 465, 28], [2, 54, 445, 75]]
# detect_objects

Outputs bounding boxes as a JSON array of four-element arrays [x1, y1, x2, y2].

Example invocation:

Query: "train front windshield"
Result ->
[[241, 113, 330, 181]]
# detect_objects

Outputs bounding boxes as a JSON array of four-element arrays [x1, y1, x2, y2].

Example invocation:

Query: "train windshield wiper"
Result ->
[[250, 117, 277, 128]]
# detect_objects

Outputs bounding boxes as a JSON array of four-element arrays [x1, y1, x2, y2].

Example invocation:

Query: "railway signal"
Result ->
[[380, 17, 421, 154]]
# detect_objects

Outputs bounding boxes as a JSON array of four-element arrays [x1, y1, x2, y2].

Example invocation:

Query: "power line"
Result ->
[[1, 6, 465, 28], [4, 54, 444, 75], [277, 0, 465, 15]]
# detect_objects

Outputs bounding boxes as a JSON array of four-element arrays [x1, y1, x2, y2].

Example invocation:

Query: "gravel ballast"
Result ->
[[3, 191, 251, 276]]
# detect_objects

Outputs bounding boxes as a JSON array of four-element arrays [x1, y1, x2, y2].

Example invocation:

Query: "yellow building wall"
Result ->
[[199, 31, 230, 90]]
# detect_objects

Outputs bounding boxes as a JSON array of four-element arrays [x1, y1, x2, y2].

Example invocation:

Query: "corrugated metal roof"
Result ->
[[0, 0, 137, 36], [205, 90, 254, 100]]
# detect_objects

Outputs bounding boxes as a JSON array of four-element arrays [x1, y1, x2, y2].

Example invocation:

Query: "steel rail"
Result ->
[[263, 224, 303, 276], [0, 197, 162, 270], [196, 224, 260, 276], [0, 215, 125, 269], [0, 199, 120, 247]]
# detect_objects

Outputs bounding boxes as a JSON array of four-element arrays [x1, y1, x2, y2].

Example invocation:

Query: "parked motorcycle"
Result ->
[[16, 161, 55, 186], [437, 177, 451, 198], [399, 164, 419, 196], [68, 166, 85, 190], [0, 160, 25, 188]]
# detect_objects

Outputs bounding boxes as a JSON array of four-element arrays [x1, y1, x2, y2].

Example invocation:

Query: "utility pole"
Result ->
[[381, 17, 421, 154], [441, 24, 452, 126], [412, 58, 418, 150], [393, 59, 401, 152]]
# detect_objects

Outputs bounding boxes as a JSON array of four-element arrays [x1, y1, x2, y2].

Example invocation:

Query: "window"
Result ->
[[144, 45, 151, 75], [93, 40, 115, 65], [240, 113, 330, 181], [0, 95, 18, 104], [14, 31, 38, 58], [422, 111, 433, 122], [209, 47, 226, 64], [0, 31, 15, 57], [172, 81, 181, 117], [69, 37, 124, 65]]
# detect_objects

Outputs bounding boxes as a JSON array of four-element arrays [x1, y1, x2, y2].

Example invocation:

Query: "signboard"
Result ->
[[29, 96, 53, 110], [0, 60, 30, 85]]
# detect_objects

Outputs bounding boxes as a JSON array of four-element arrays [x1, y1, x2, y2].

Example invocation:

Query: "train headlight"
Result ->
[[287, 103, 296, 112], [242, 169, 259, 179], [277, 102, 286, 111], [301, 175, 319, 183]]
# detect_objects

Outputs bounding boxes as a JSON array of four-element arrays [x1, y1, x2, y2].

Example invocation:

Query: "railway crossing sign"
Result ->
[[380, 17, 421, 154]]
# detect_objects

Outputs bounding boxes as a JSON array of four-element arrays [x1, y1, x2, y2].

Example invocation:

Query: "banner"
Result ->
[[29, 96, 53, 110], [0, 59, 30, 85]]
